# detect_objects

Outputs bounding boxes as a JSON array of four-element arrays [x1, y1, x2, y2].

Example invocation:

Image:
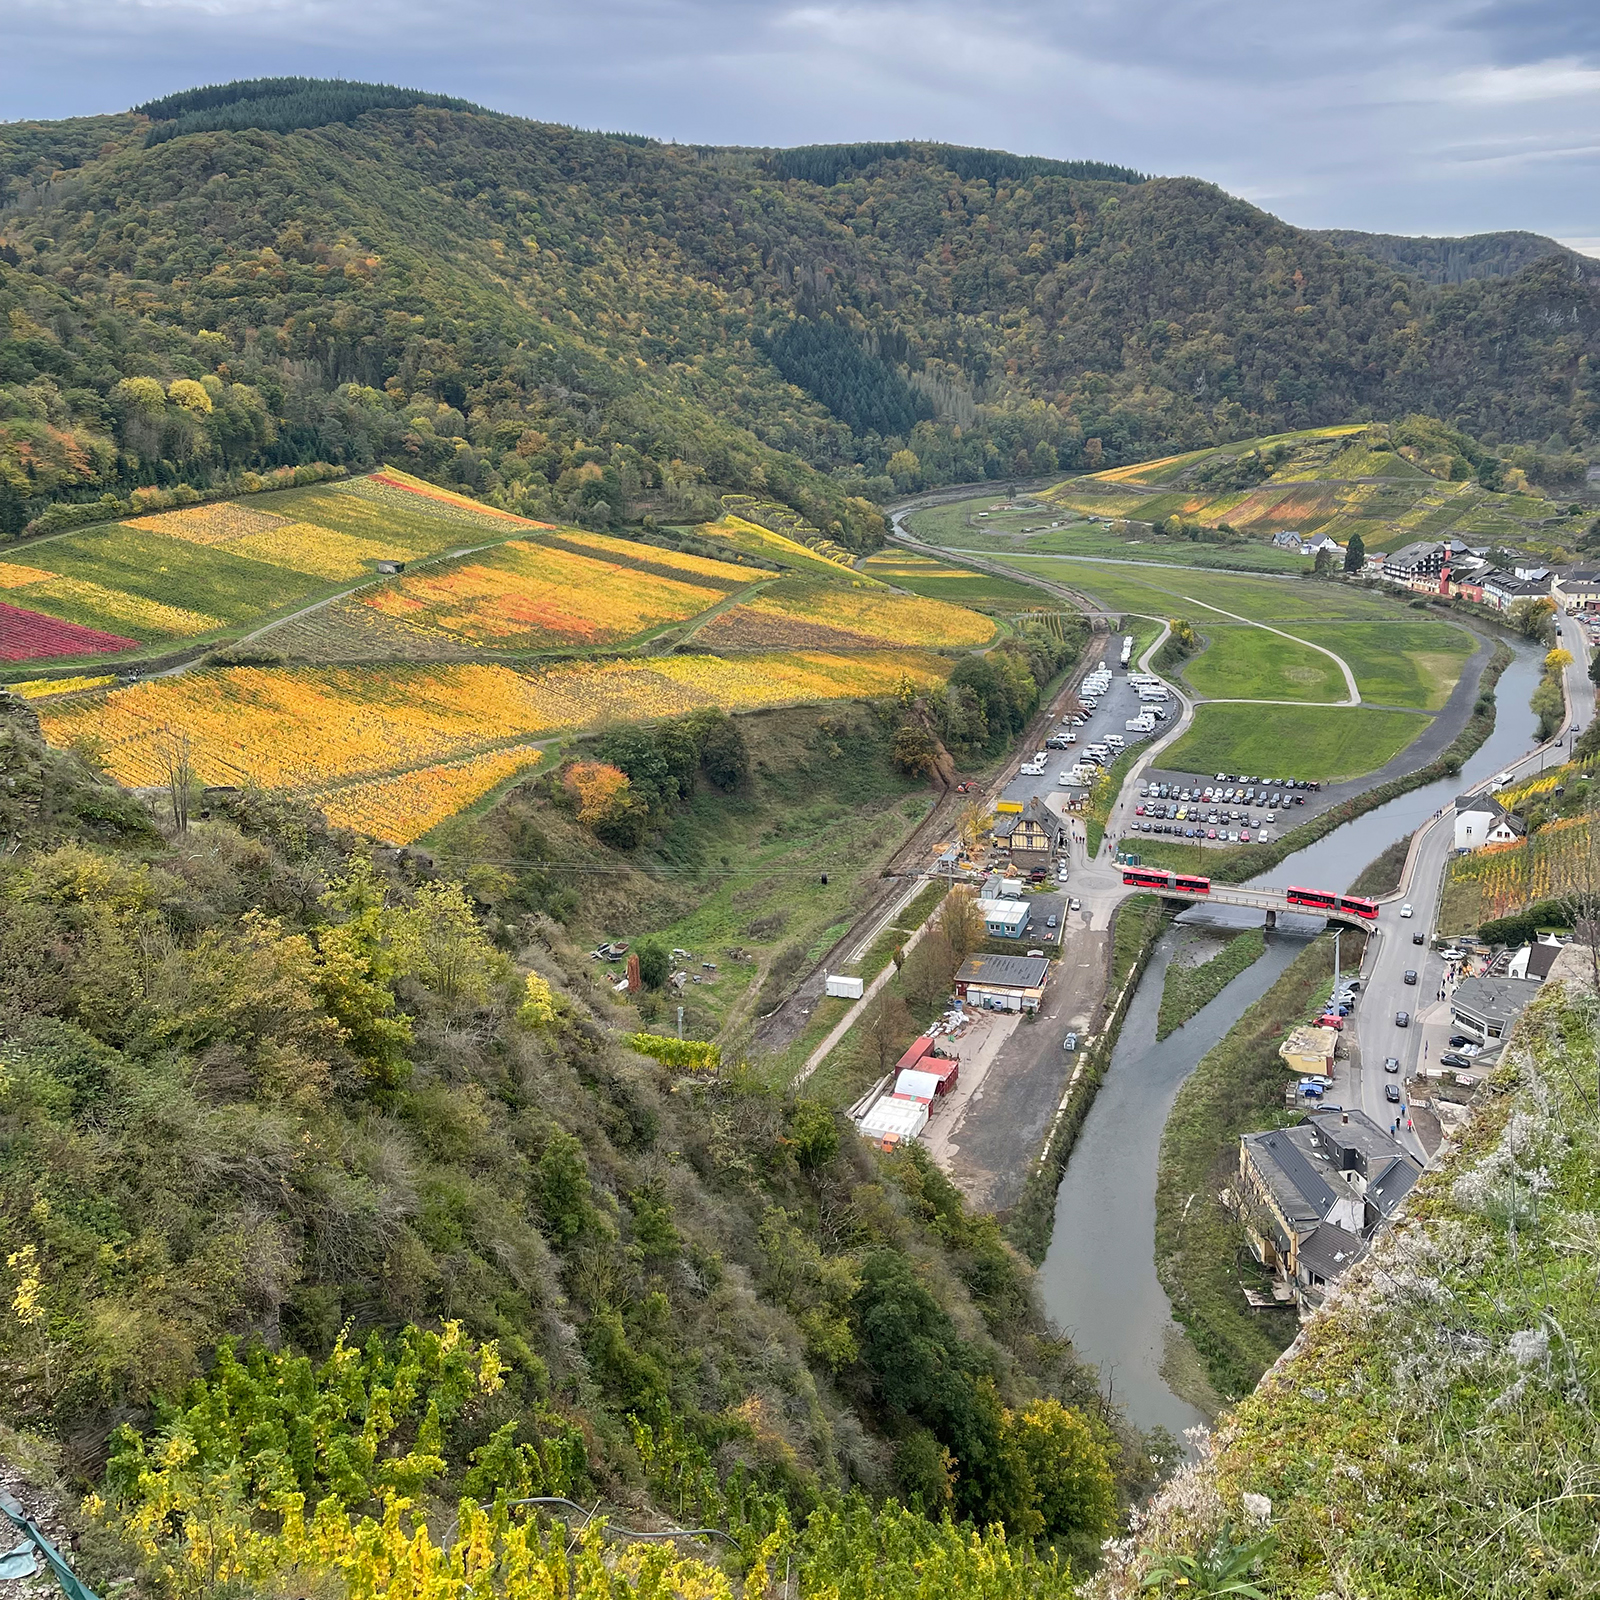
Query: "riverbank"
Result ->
[[1152, 932, 1355, 1401], [1003, 893, 1167, 1263]]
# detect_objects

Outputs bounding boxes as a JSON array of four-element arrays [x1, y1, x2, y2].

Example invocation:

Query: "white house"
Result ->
[[1454, 793, 1526, 852]]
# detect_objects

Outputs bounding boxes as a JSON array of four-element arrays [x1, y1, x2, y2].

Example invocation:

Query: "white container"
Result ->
[[857, 1095, 929, 1146], [825, 974, 865, 999]]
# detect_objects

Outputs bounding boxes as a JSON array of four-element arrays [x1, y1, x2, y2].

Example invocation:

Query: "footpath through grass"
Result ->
[[1155, 928, 1267, 1040], [1154, 932, 1354, 1399]]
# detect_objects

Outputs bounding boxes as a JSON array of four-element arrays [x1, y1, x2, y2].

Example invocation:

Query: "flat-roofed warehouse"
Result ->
[[954, 953, 1049, 1013]]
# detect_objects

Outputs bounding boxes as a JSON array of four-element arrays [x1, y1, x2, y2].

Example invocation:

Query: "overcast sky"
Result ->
[[3, 0, 1597, 248]]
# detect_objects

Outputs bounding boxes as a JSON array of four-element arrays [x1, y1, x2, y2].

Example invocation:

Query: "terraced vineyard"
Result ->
[[10, 469, 1002, 843], [40, 651, 952, 842], [1036, 424, 1566, 555], [0, 467, 542, 662]]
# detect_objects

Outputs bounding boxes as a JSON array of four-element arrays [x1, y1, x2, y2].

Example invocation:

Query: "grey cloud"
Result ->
[[1, 0, 1596, 237]]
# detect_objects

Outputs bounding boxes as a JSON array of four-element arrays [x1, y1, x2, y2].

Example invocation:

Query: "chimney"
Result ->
[[1342, 1112, 1349, 1124]]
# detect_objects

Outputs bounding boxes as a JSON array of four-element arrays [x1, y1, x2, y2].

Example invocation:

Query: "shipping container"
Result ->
[[824, 973, 865, 1000]]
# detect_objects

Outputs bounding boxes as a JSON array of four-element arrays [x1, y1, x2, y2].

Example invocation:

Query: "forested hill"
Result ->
[[2, 79, 1598, 539], [1313, 227, 1574, 285]]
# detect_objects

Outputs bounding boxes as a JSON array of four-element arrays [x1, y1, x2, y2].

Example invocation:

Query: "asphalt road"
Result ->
[[1345, 617, 1594, 1152]]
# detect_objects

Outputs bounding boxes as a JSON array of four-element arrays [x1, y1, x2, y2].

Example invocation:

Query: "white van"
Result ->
[[1105, 734, 1125, 749]]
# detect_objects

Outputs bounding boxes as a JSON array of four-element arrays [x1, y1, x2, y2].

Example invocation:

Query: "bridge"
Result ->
[[1135, 881, 1382, 930]]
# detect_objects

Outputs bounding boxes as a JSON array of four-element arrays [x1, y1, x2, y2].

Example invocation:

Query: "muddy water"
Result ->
[[1035, 637, 1544, 1436]]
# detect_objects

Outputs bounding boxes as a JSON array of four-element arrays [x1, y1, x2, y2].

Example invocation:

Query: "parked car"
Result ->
[[1403, 969, 1418, 985], [1385, 1083, 1402, 1104], [1400, 903, 1413, 918], [1448, 1034, 1475, 1049], [1046, 915, 1058, 929], [1395, 1010, 1410, 1027], [1316, 1014, 1344, 1031], [1068, 897, 1082, 911], [1383, 1056, 1400, 1074], [1440, 1052, 1473, 1069], [1305, 1074, 1335, 1088], [1062, 1032, 1078, 1052]]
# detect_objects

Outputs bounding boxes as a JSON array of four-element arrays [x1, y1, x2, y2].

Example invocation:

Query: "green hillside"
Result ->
[[0, 690, 1142, 1596], [2, 80, 1599, 546]]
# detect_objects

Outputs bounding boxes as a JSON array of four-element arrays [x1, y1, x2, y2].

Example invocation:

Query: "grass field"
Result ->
[[858, 550, 1054, 610], [1003, 559, 1402, 625], [1159, 702, 1427, 782], [904, 496, 1312, 572], [1285, 619, 1474, 709], [1181, 624, 1348, 703]]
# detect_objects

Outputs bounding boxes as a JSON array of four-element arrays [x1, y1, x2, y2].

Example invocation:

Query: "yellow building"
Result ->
[[1278, 1025, 1336, 1076]]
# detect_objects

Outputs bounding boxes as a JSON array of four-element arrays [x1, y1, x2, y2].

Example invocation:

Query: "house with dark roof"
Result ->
[[1453, 793, 1526, 851], [1237, 1108, 1421, 1312], [1481, 569, 1554, 613], [1506, 939, 1566, 981], [1553, 567, 1600, 611], [954, 953, 1049, 1013], [1381, 540, 1447, 589], [992, 797, 1067, 863], [1451, 973, 1535, 1040]]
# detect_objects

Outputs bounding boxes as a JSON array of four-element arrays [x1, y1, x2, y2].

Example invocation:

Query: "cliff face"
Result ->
[[1101, 951, 1600, 1598]]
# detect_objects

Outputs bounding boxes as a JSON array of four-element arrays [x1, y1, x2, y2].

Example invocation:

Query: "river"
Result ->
[[1035, 636, 1545, 1437]]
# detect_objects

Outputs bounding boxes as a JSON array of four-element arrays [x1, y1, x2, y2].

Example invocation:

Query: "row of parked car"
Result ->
[[1143, 781, 1309, 809]]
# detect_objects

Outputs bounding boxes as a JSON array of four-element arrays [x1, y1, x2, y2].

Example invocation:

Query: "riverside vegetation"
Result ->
[[0, 690, 1168, 1597]]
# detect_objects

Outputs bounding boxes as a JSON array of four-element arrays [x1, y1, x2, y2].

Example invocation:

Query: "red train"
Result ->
[[1122, 867, 1211, 894], [1120, 871, 1379, 920], [1287, 886, 1379, 920]]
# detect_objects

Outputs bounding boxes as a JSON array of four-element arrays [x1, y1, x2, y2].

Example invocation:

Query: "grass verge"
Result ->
[[1347, 832, 1413, 897], [1155, 928, 1267, 1041], [1153, 933, 1358, 1399], [1085, 743, 1142, 855], [1002, 893, 1169, 1263]]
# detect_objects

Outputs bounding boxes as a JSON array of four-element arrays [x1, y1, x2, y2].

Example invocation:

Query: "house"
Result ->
[[1506, 938, 1566, 981], [1454, 793, 1526, 851], [1271, 530, 1302, 550], [976, 898, 1029, 939], [1452, 573, 1486, 605], [1300, 533, 1342, 557], [1451, 973, 1535, 1040], [954, 953, 1050, 1013], [992, 797, 1068, 862], [1237, 1108, 1421, 1312], [375, 560, 406, 574], [1553, 567, 1600, 612], [1381, 540, 1447, 587], [1480, 570, 1553, 612], [1278, 1025, 1337, 1075]]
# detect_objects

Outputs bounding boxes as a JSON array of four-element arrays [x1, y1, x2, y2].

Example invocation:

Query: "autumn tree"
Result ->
[[939, 886, 985, 963]]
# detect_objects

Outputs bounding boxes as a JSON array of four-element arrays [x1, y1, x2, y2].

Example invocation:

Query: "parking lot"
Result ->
[[1002, 651, 1171, 816], [1124, 774, 1320, 848]]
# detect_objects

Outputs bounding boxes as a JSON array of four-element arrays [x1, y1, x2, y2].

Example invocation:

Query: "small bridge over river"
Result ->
[[1137, 881, 1381, 930]]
